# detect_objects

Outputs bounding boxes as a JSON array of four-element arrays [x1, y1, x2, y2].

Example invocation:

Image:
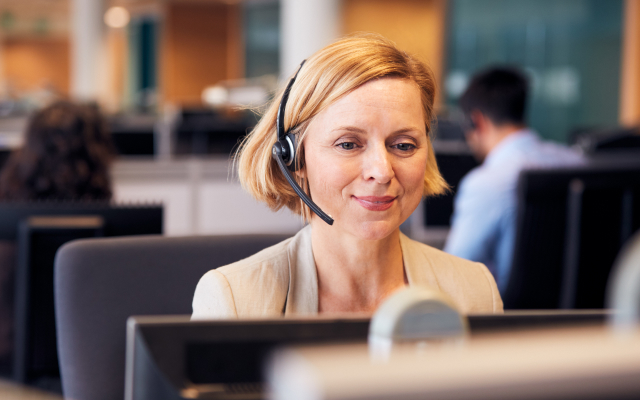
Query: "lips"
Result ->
[[353, 196, 397, 211]]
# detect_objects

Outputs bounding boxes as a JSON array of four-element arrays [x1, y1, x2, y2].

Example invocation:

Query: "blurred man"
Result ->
[[444, 67, 584, 292]]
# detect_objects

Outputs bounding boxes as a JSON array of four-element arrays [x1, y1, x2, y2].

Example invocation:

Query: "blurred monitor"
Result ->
[[111, 131, 155, 156], [174, 109, 255, 155], [0, 202, 162, 240], [6, 203, 163, 385], [424, 146, 479, 227], [0, 149, 12, 171], [504, 165, 640, 309], [571, 125, 640, 155], [110, 116, 156, 156], [125, 311, 607, 400]]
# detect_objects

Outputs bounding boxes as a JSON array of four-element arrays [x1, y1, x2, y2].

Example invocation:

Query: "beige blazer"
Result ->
[[192, 225, 503, 319]]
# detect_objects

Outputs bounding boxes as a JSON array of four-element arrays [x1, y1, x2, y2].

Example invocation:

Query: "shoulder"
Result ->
[[192, 234, 297, 319], [402, 236, 503, 314]]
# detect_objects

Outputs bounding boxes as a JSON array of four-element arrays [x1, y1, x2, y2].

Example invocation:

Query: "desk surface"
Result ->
[[0, 380, 62, 400]]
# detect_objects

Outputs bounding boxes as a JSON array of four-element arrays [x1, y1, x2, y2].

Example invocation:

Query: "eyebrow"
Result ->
[[331, 126, 424, 135]]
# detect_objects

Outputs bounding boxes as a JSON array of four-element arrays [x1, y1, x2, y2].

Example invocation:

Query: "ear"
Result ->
[[293, 141, 306, 179], [469, 110, 487, 133]]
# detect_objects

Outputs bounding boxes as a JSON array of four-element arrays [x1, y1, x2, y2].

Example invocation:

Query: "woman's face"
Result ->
[[301, 77, 429, 240]]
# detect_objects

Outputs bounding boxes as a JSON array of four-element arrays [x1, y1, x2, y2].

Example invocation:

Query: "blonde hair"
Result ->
[[236, 34, 448, 220]]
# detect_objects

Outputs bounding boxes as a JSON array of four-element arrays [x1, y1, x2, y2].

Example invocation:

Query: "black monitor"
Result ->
[[174, 109, 255, 155], [126, 316, 370, 400], [110, 116, 157, 156], [0, 202, 163, 240], [5, 202, 163, 385], [504, 164, 640, 309], [424, 147, 479, 227], [125, 311, 607, 400]]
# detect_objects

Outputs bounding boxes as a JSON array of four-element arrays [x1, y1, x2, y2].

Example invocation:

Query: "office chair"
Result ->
[[54, 233, 289, 400]]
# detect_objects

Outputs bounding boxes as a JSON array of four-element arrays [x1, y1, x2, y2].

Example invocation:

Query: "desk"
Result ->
[[0, 380, 62, 400]]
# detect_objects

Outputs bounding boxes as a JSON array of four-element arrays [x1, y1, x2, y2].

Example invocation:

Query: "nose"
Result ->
[[362, 143, 394, 184]]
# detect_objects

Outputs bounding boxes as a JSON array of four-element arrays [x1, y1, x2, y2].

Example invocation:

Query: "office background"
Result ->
[[1, 1, 640, 398], [0, 0, 637, 238]]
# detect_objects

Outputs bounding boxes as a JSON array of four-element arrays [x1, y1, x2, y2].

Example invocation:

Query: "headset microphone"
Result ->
[[272, 61, 334, 226]]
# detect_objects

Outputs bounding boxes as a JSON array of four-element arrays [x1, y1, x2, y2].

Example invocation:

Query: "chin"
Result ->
[[348, 219, 400, 241]]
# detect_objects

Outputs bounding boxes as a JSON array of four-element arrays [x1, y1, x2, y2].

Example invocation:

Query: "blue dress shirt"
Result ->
[[444, 129, 584, 291]]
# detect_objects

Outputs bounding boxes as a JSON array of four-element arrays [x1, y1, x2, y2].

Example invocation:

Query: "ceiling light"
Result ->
[[104, 7, 130, 29]]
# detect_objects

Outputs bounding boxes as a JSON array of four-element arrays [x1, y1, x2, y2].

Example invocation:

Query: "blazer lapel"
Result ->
[[400, 232, 442, 290], [284, 225, 318, 316]]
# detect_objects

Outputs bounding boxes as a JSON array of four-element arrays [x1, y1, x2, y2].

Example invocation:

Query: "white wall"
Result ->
[[111, 158, 304, 236]]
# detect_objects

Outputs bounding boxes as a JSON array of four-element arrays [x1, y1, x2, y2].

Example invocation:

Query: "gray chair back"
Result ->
[[54, 233, 289, 400]]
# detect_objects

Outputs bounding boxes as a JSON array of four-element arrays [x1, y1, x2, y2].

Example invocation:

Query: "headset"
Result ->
[[271, 61, 334, 226]]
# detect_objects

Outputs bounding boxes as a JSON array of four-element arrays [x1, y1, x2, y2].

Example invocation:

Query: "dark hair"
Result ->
[[458, 66, 529, 126], [0, 101, 116, 201]]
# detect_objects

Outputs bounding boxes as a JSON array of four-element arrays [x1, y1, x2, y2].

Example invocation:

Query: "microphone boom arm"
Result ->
[[272, 143, 334, 225]]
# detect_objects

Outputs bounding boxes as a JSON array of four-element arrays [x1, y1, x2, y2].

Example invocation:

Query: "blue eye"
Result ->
[[394, 143, 416, 151], [338, 142, 357, 150]]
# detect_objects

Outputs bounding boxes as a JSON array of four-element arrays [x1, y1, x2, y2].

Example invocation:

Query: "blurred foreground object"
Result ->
[[269, 326, 640, 400], [608, 231, 640, 331], [368, 287, 467, 360]]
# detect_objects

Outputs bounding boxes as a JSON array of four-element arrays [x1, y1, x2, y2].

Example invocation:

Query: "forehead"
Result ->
[[313, 77, 426, 127]]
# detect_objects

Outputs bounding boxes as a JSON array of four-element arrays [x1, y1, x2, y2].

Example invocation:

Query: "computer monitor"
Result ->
[[6, 203, 163, 384], [125, 316, 370, 400], [0, 202, 162, 240], [504, 164, 640, 309], [424, 147, 479, 227], [125, 311, 607, 400], [110, 115, 157, 156], [174, 109, 255, 155]]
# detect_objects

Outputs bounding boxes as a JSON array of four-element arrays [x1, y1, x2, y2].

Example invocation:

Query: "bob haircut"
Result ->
[[236, 34, 448, 220]]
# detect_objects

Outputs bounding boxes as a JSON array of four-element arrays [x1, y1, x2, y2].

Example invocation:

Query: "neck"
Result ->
[[485, 123, 526, 155], [310, 220, 406, 314]]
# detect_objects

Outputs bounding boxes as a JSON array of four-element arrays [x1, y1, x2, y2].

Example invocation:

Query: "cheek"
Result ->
[[402, 155, 429, 195], [304, 150, 353, 198]]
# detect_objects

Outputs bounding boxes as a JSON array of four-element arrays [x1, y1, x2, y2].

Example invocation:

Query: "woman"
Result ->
[[0, 100, 115, 201], [0, 100, 115, 371], [192, 35, 502, 318]]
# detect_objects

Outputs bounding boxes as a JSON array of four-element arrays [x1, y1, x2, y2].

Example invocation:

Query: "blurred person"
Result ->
[[0, 100, 115, 370], [444, 67, 584, 292], [0, 100, 115, 200], [192, 35, 503, 320]]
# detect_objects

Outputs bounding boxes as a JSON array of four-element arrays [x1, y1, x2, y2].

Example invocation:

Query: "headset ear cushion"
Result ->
[[285, 133, 299, 171]]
